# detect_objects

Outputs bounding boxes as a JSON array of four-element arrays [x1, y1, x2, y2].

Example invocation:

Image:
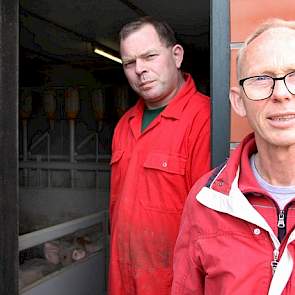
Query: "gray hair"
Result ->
[[236, 18, 295, 78]]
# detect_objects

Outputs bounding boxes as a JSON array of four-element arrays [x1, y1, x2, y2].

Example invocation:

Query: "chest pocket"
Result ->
[[144, 152, 186, 174], [141, 152, 187, 213]]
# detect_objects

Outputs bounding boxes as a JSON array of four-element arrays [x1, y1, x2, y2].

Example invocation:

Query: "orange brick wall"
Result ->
[[229, 0, 295, 142]]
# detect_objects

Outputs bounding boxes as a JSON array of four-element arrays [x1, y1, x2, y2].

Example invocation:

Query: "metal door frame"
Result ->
[[210, 0, 230, 167], [0, 0, 231, 292]]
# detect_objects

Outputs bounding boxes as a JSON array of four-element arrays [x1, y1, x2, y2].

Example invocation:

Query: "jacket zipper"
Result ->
[[271, 249, 279, 275], [277, 209, 286, 242], [253, 194, 288, 242], [271, 208, 287, 275], [278, 207, 288, 242], [271, 208, 288, 275]]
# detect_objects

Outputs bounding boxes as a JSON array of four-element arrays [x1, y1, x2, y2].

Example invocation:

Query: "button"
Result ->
[[162, 161, 168, 168], [254, 228, 261, 235], [216, 180, 224, 186]]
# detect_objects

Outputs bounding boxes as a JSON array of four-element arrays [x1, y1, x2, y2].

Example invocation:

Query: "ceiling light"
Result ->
[[93, 48, 122, 64]]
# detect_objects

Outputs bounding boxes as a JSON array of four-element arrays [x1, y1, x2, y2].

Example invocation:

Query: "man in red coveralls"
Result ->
[[172, 19, 295, 294], [108, 17, 211, 294]]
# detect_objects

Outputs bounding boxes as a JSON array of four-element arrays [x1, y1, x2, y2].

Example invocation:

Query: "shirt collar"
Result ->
[[161, 73, 197, 120], [127, 73, 197, 120]]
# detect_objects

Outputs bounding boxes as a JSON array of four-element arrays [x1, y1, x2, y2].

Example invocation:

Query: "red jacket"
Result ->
[[172, 133, 295, 295], [109, 74, 211, 295]]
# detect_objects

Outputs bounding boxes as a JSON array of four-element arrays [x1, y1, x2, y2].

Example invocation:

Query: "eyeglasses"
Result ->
[[239, 71, 295, 101]]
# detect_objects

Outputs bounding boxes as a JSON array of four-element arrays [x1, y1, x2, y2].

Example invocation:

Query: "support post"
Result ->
[[0, 1, 19, 294], [210, 0, 231, 167]]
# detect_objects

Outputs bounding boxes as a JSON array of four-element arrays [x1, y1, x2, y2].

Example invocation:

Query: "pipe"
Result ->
[[19, 211, 107, 251], [76, 133, 96, 151], [29, 131, 49, 152], [69, 119, 75, 188], [22, 120, 28, 186]]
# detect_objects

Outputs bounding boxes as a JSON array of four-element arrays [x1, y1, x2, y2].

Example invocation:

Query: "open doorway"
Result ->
[[18, 1, 209, 294]]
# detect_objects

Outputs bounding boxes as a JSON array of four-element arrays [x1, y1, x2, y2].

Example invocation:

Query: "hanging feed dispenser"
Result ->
[[65, 87, 80, 120]]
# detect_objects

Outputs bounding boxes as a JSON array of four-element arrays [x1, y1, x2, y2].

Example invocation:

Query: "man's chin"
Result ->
[[142, 93, 158, 102], [140, 89, 157, 99]]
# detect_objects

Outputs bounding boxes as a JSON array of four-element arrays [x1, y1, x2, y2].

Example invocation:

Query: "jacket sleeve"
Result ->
[[186, 98, 211, 188], [172, 183, 207, 294], [109, 123, 121, 220]]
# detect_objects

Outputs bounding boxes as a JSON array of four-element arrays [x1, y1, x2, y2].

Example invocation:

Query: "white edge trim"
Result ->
[[268, 230, 295, 295], [197, 168, 279, 248]]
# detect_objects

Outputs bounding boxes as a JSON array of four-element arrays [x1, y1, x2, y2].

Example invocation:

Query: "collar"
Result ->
[[161, 73, 197, 120], [197, 168, 281, 248], [210, 133, 266, 196], [126, 73, 197, 121]]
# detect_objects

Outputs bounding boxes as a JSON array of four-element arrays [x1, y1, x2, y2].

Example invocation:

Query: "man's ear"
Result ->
[[171, 44, 184, 68], [229, 86, 247, 117]]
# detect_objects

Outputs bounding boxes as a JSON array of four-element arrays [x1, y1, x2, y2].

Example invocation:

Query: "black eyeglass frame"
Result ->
[[239, 71, 295, 101]]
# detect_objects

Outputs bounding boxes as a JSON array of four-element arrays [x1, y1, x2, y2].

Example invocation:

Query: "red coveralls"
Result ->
[[172, 133, 295, 295], [109, 74, 211, 294]]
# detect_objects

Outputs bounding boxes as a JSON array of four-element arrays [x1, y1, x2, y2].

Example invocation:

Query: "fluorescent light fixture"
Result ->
[[93, 48, 122, 64]]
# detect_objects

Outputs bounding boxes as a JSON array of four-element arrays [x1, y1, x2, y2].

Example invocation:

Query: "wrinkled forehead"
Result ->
[[240, 27, 295, 77]]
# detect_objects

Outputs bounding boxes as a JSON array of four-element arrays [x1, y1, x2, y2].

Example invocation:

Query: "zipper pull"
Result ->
[[271, 249, 279, 275], [277, 210, 285, 228]]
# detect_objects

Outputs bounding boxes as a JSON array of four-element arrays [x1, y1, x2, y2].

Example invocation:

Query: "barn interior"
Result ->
[[18, 1, 210, 294]]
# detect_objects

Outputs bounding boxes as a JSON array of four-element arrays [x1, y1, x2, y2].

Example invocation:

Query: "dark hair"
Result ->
[[119, 16, 177, 47]]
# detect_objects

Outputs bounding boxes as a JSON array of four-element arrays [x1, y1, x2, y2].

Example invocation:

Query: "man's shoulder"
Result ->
[[182, 91, 210, 122], [190, 90, 210, 106], [179, 87, 210, 116]]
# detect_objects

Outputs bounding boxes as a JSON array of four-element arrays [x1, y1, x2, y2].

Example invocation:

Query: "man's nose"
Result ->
[[271, 79, 292, 102], [135, 59, 146, 75]]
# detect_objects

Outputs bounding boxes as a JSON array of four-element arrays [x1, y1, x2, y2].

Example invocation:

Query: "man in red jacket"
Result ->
[[172, 19, 295, 294], [109, 17, 211, 294]]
